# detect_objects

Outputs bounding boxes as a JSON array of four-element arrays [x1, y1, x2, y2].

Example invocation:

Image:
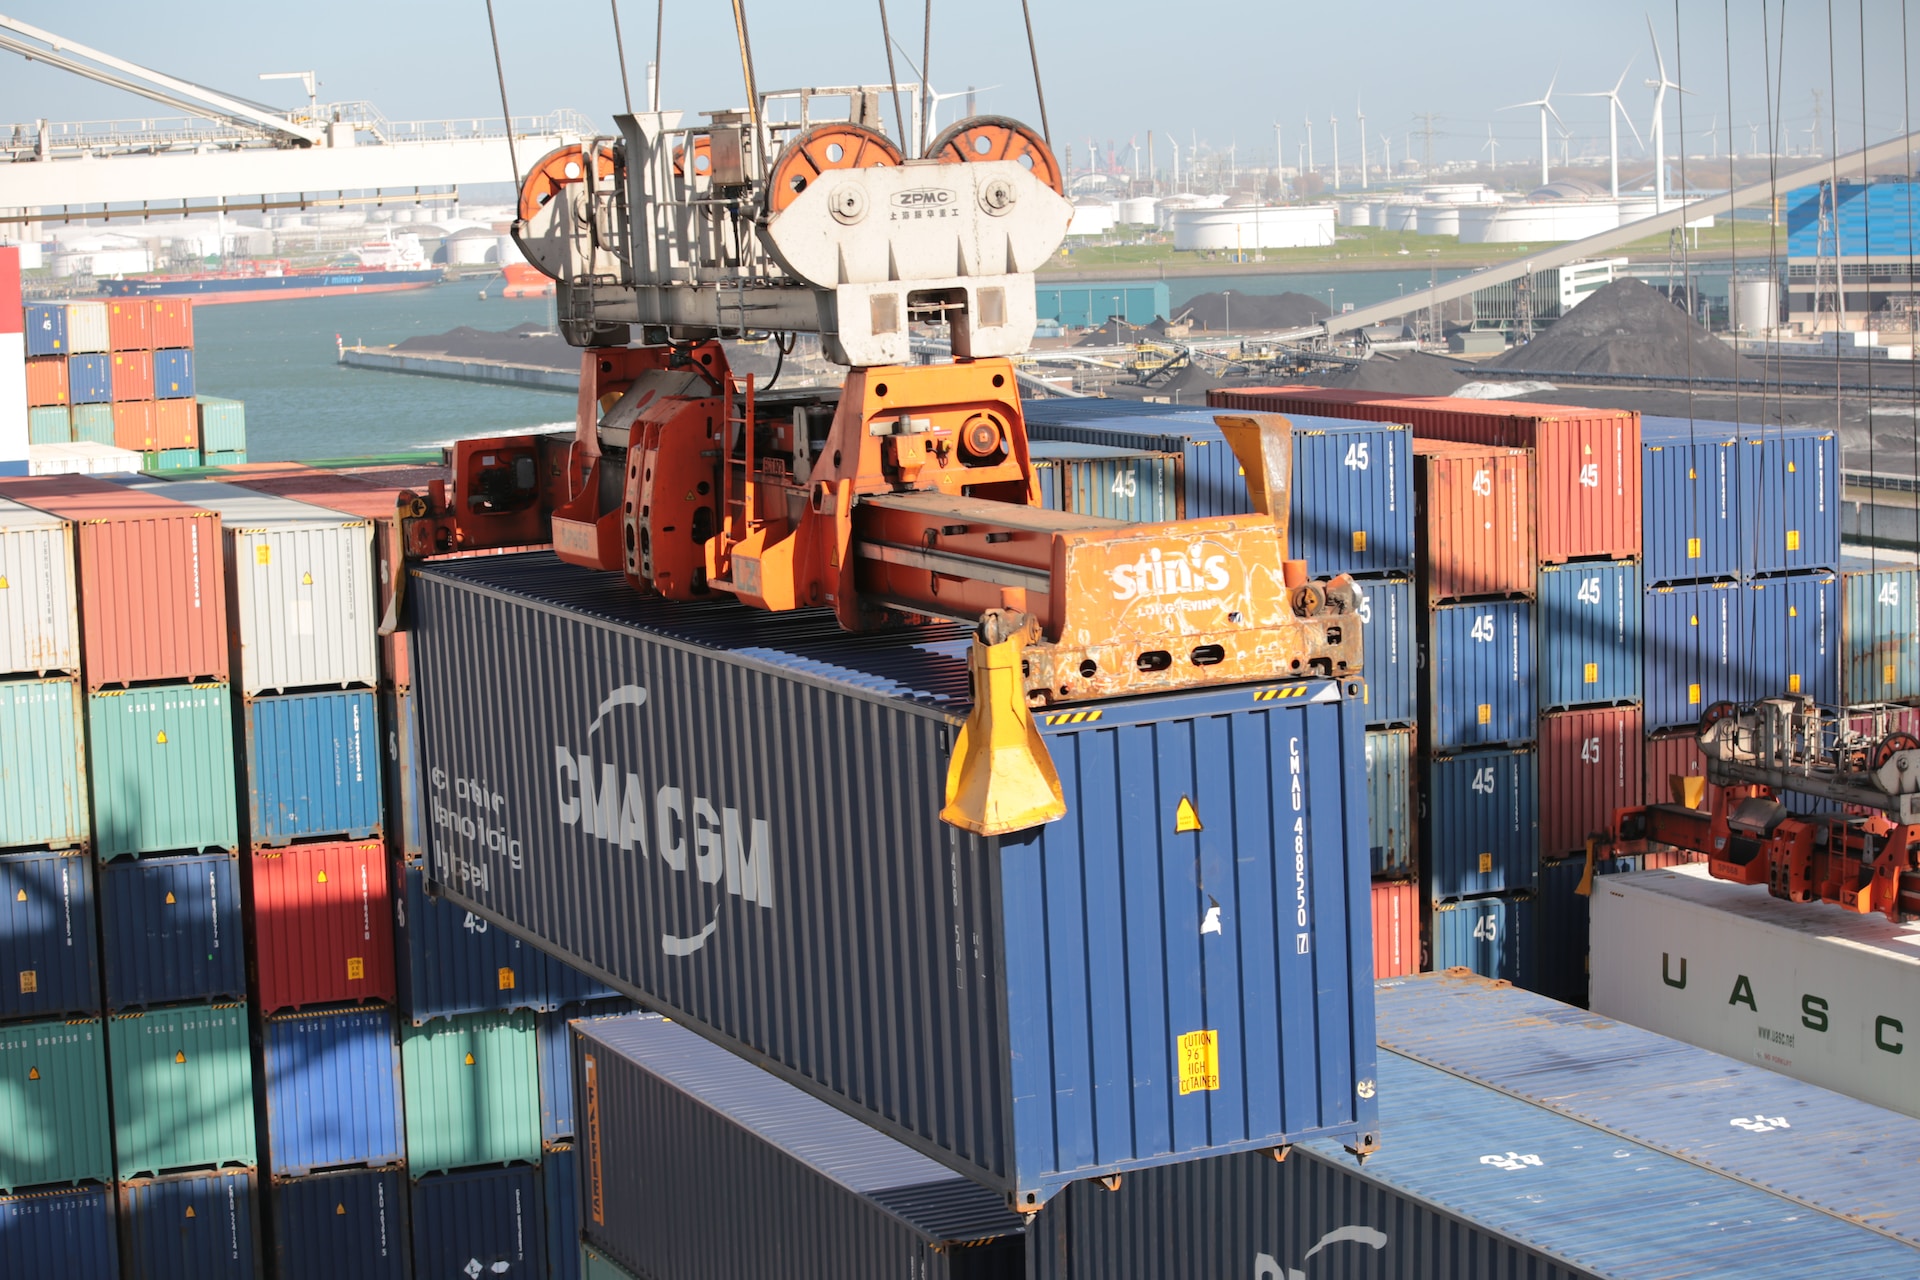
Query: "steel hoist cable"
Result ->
[[877, 0, 908, 149], [1019, 0, 1052, 144], [610, 0, 635, 115], [485, 0, 520, 186]]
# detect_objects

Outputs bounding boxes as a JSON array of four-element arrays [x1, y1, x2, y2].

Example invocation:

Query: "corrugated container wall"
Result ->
[[1537, 706, 1644, 859], [67, 355, 111, 405], [89, 683, 238, 858], [24, 303, 67, 356], [1748, 572, 1838, 706], [582, 1243, 640, 1280], [1644, 728, 1708, 805], [1840, 561, 1920, 704], [108, 298, 152, 351], [0, 1016, 113, 1191], [111, 401, 154, 452], [409, 553, 1381, 1208], [109, 1001, 257, 1180], [260, 1006, 405, 1177], [23, 356, 67, 408], [153, 401, 195, 452], [544, 1143, 581, 1280], [1535, 853, 1638, 1005], [117, 1169, 261, 1280], [1430, 895, 1534, 985], [0, 848, 100, 1020], [154, 349, 195, 400], [249, 839, 395, 1012], [149, 300, 193, 350], [410, 1167, 543, 1280], [537, 999, 636, 1145], [1371, 879, 1419, 978], [110, 350, 153, 402], [1365, 727, 1415, 877], [1284, 418, 1414, 577], [1024, 418, 1251, 522], [1424, 600, 1536, 749], [1029, 441, 1181, 523], [71, 403, 115, 446], [382, 687, 428, 864], [1423, 747, 1538, 899], [27, 406, 69, 444], [244, 691, 382, 846], [576, 1015, 1029, 1280], [1537, 560, 1642, 708], [271, 1167, 409, 1280], [400, 1009, 541, 1176], [0, 677, 87, 849], [1413, 442, 1534, 604], [197, 398, 247, 453], [1741, 428, 1839, 576], [99, 852, 245, 1008], [1640, 418, 1739, 584], [0, 1185, 118, 1280], [1352, 576, 1414, 726], [0, 475, 229, 689], [395, 864, 547, 1023], [64, 302, 108, 354], [1643, 581, 1743, 731]]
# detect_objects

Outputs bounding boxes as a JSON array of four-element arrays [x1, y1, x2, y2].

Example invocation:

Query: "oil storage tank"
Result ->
[[406, 552, 1380, 1209]]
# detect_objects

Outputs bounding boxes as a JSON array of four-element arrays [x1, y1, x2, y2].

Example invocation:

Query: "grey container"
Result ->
[[575, 1014, 1027, 1280], [408, 553, 1380, 1208]]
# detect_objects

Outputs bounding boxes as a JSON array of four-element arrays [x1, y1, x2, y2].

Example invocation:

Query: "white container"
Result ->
[[63, 301, 110, 354], [0, 495, 80, 677], [122, 479, 378, 695], [1591, 864, 1920, 1120], [25, 441, 142, 476]]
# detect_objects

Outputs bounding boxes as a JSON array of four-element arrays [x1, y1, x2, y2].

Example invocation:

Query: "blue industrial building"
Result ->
[[1784, 179, 1920, 322], [1033, 280, 1170, 328]]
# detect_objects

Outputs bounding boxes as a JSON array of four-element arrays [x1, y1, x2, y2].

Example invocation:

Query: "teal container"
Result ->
[[203, 450, 248, 468], [0, 1016, 113, 1191], [0, 677, 88, 850], [141, 449, 201, 473], [108, 1002, 256, 1179], [88, 683, 238, 859], [70, 403, 116, 446], [1841, 561, 1920, 704], [400, 1009, 540, 1176], [196, 397, 247, 453], [26, 406, 70, 445], [1365, 726, 1415, 877]]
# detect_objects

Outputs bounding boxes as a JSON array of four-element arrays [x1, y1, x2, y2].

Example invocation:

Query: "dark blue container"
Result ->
[[67, 355, 112, 405], [537, 1000, 636, 1145], [396, 864, 547, 1024], [1424, 599, 1536, 749], [1533, 853, 1637, 1006], [539, 958, 619, 1009], [270, 1167, 408, 1280], [542, 1144, 579, 1280], [117, 1169, 261, 1280], [1642, 581, 1745, 732], [259, 1006, 405, 1177], [244, 690, 382, 847], [0, 847, 100, 1020], [1640, 417, 1740, 585], [23, 303, 68, 357], [382, 686, 428, 866], [1748, 571, 1839, 708], [1352, 575, 1414, 727], [0, 1184, 118, 1280], [99, 852, 246, 1009], [411, 1166, 544, 1280], [1537, 559, 1642, 709], [153, 349, 195, 400], [1430, 894, 1534, 985], [1739, 426, 1840, 577], [1423, 747, 1538, 900]]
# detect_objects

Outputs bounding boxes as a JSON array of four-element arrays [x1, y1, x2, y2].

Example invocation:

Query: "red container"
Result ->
[[24, 355, 68, 407], [1213, 387, 1641, 564], [148, 298, 194, 349], [1641, 849, 1707, 868], [248, 839, 396, 1012], [106, 299, 152, 351], [1538, 705, 1644, 859], [112, 400, 157, 452], [0, 246, 19, 326], [109, 350, 154, 402], [1643, 728, 1707, 808], [0, 474, 228, 687], [1414, 440, 1535, 604], [1371, 879, 1420, 978], [153, 399, 197, 451]]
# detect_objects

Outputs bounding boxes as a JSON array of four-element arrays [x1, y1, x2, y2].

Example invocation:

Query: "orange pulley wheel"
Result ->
[[765, 123, 903, 213], [518, 144, 617, 221], [672, 135, 712, 179], [926, 115, 1064, 196]]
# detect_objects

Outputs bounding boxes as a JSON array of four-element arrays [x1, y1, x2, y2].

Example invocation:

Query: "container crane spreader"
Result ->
[[395, 90, 1361, 835]]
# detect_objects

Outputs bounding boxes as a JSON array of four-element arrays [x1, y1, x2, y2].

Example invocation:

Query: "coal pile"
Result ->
[[1315, 350, 1474, 396], [1487, 277, 1747, 379], [1183, 291, 1329, 331], [394, 323, 575, 370]]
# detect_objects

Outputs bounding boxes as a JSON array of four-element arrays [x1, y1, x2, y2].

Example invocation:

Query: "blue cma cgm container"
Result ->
[[118, 1169, 261, 1280], [1739, 426, 1839, 577], [1423, 747, 1538, 900], [244, 690, 382, 846], [0, 848, 100, 1021], [1643, 580, 1745, 732], [272, 1167, 408, 1280], [411, 1167, 544, 1280], [0, 1184, 118, 1280], [1747, 572, 1838, 708], [1841, 559, 1920, 704], [260, 1006, 405, 1177], [1352, 576, 1414, 727], [23, 303, 68, 357], [1424, 600, 1536, 749], [396, 864, 550, 1024], [1363, 728, 1414, 878], [1640, 417, 1740, 585], [1537, 559, 1642, 709], [1030, 441, 1182, 523], [98, 852, 245, 1009], [1430, 895, 1534, 985], [409, 552, 1382, 1209]]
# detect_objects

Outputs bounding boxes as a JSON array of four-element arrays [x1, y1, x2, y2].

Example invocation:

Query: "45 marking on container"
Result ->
[[1881, 580, 1903, 607], [1110, 471, 1138, 499], [1343, 441, 1371, 471], [1576, 575, 1603, 605], [1177, 1028, 1220, 1094], [1577, 462, 1601, 488], [1480, 1151, 1543, 1171], [1469, 613, 1497, 642], [1729, 1114, 1792, 1134]]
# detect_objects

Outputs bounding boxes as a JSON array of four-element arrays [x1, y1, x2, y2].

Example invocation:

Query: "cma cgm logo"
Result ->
[[1109, 544, 1232, 602], [1254, 1225, 1388, 1278], [554, 685, 773, 956]]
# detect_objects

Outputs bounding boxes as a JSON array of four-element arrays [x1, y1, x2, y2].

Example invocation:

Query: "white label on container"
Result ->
[[290, 599, 314, 636]]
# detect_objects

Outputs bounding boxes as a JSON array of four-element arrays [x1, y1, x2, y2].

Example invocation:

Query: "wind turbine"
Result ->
[[1644, 14, 1692, 210], [1705, 114, 1719, 159], [1501, 71, 1563, 187], [1304, 114, 1315, 178], [888, 39, 996, 149], [1483, 123, 1500, 173], [1747, 120, 1760, 155], [1356, 98, 1368, 189], [1573, 60, 1642, 198], [1556, 124, 1573, 169], [1379, 131, 1392, 175], [1273, 120, 1284, 178], [1330, 111, 1341, 191]]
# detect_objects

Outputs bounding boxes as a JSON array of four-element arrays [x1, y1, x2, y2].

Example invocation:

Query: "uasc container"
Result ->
[[410, 552, 1382, 1207], [250, 840, 395, 1011], [117, 1169, 261, 1280], [1430, 894, 1533, 985], [0, 496, 81, 677], [109, 1001, 257, 1180], [0, 474, 230, 688], [99, 852, 246, 1008], [1025, 417, 1249, 523], [1352, 575, 1413, 726], [400, 1009, 541, 1176], [272, 1167, 409, 1280], [1537, 559, 1642, 709], [1424, 599, 1536, 749], [0, 677, 87, 849], [0, 848, 99, 1021], [0, 1016, 113, 1191], [1538, 705, 1643, 859], [410, 1166, 543, 1280], [384, 686, 429, 864], [260, 1006, 405, 1177], [244, 690, 382, 845], [89, 683, 239, 858], [1413, 440, 1533, 605], [0, 1185, 118, 1280], [1640, 417, 1739, 585], [1424, 746, 1537, 899]]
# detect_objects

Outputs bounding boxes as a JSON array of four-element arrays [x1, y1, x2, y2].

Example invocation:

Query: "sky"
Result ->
[[0, 1, 1915, 175]]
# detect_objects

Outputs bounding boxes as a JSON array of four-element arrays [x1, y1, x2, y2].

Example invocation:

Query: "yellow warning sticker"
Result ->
[[1351, 530, 1367, 552], [255, 544, 271, 566], [316, 870, 329, 884], [1788, 461, 1798, 473], [1477, 703, 1492, 725], [1786, 530, 1801, 551], [1688, 683, 1702, 705], [1888, 663, 1900, 686], [1478, 853, 1493, 874], [1690, 614, 1699, 626], [464, 1052, 476, 1066], [1789, 606, 1798, 617], [1687, 537, 1701, 559], [498, 967, 517, 990], [1583, 663, 1598, 684], [14, 890, 23, 902], [155, 731, 168, 745], [164, 892, 176, 905], [301, 572, 313, 586], [0, 576, 7, 589], [1175, 797, 1203, 834], [335, 1203, 347, 1216], [174, 1050, 186, 1064], [18, 970, 36, 995], [346, 957, 365, 981], [1789, 673, 1802, 693], [1177, 1029, 1220, 1095], [27, 1067, 38, 1081], [184, 1206, 195, 1219]]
